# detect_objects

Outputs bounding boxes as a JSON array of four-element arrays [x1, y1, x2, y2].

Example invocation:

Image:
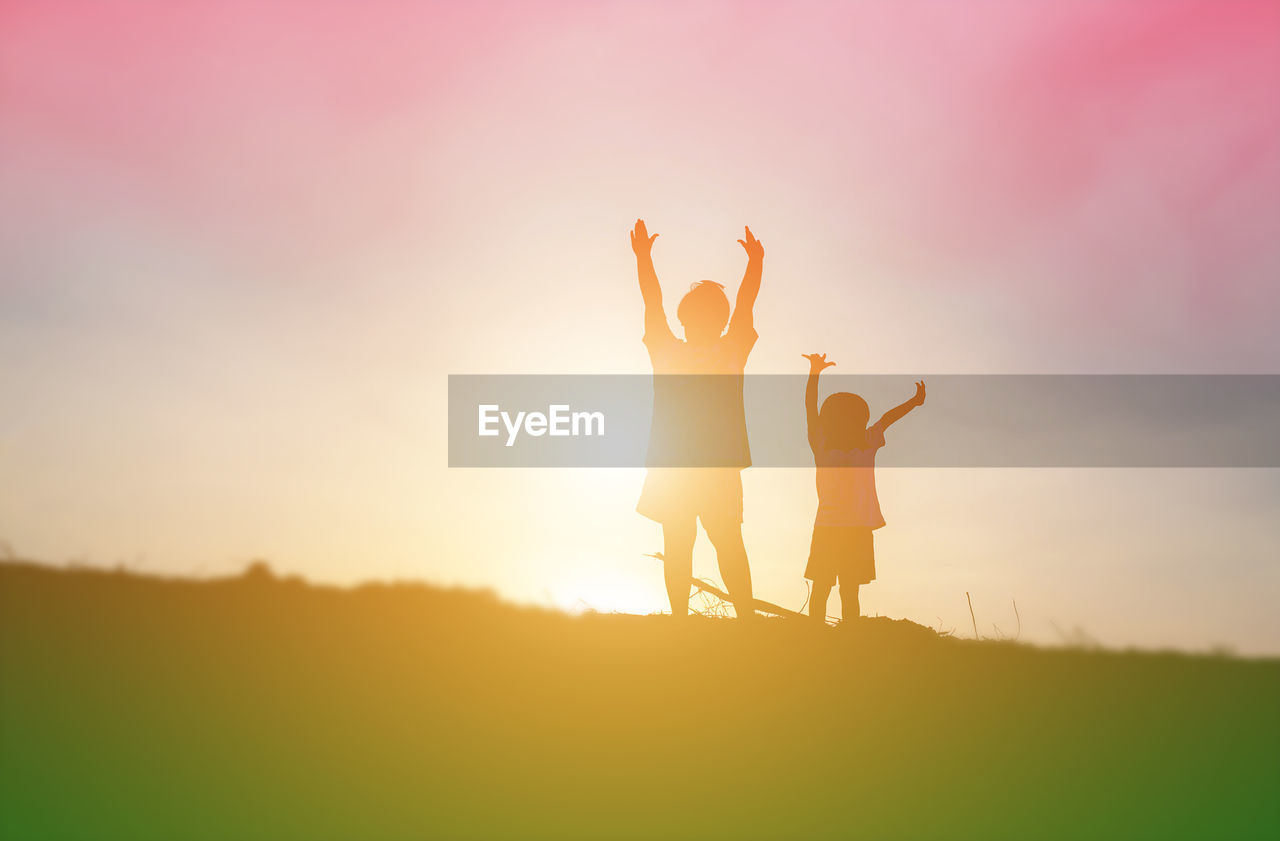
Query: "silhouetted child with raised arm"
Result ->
[[802, 353, 925, 623], [632, 218, 763, 619]]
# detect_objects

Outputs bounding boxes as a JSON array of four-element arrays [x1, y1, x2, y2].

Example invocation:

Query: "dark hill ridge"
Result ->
[[2, 561, 1277, 840]]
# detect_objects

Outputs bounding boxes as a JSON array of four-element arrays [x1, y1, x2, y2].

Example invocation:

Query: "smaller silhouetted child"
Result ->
[[802, 353, 925, 624]]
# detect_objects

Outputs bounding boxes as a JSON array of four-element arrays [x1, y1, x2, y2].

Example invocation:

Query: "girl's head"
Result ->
[[819, 392, 870, 447], [677, 281, 730, 343]]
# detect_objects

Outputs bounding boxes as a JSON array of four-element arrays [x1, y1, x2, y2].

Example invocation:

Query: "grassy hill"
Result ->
[[2, 561, 1277, 840]]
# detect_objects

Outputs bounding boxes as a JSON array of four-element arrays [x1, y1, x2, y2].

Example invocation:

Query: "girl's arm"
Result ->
[[802, 353, 836, 451], [874, 381, 926, 433]]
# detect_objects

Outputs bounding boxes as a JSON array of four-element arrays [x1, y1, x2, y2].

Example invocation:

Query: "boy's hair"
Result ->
[[819, 392, 870, 444], [676, 281, 730, 331]]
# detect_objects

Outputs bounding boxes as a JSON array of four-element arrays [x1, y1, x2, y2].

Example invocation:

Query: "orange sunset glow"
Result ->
[[3, 3, 1279, 840]]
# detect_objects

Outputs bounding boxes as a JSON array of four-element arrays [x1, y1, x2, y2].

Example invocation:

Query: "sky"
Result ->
[[2, 0, 1279, 652]]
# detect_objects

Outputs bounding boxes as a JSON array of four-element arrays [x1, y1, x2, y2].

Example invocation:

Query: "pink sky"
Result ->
[[2, 1, 1279, 651]]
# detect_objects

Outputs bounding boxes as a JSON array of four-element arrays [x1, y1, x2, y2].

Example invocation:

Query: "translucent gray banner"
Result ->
[[448, 375, 1280, 467]]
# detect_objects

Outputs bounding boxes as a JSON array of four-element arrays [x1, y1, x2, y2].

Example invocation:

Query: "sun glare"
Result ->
[[551, 571, 665, 616]]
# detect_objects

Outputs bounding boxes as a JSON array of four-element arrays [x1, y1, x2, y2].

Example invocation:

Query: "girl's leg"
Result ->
[[810, 582, 832, 623], [703, 519, 754, 619], [840, 584, 860, 622], [662, 519, 697, 616]]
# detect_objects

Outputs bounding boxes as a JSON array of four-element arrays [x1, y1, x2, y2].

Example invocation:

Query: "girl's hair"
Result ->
[[819, 392, 870, 446], [676, 280, 730, 330]]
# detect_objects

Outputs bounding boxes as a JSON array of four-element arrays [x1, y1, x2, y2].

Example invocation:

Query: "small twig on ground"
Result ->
[[966, 591, 979, 639], [646, 553, 812, 621]]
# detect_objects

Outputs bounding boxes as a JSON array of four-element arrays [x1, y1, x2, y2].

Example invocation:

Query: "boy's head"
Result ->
[[677, 281, 730, 343], [819, 392, 870, 446]]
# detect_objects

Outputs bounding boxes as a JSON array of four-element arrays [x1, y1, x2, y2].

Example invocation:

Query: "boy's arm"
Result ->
[[631, 219, 671, 340], [873, 380, 926, 433], [802, 353, 835, 451], [729, 226, 764, 334]]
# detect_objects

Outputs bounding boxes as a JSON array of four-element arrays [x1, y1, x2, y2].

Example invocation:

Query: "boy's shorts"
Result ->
[[805, 526, 875, 587], [637, 468, 743, 527]]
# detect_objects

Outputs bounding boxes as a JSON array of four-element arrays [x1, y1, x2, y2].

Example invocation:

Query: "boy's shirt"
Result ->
[[643, 320, 757, 469], [812, 424, 886, 529]]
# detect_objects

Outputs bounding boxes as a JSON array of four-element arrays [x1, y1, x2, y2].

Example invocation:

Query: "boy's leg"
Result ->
[[840, 584, 860, 622], [662, 519, 697, 616], [703, 519, 754, 619], [809, 582, 832, 623]]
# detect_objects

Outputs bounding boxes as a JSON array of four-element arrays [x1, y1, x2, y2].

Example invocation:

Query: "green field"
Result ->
[[2, 561, 1277, 840]]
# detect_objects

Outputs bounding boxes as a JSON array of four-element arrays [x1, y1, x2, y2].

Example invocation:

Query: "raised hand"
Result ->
[[737, 225, 764, 261], [802, 353, 836, 373], [631, 219, 659, 258], [913, 380, 926, 406]]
